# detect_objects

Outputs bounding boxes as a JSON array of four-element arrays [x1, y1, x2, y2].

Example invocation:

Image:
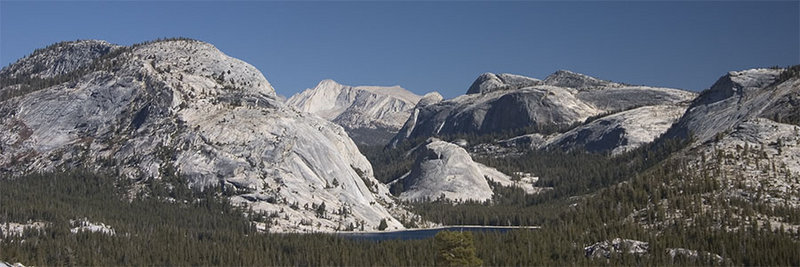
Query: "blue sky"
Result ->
[[1, 1, 798, 99]]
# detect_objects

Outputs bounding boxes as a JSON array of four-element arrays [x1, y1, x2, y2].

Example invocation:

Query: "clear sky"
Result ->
[[1, 1, 798, 99]]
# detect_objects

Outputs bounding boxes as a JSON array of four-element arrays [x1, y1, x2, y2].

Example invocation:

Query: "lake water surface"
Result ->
[[338, 226, 538, 241]]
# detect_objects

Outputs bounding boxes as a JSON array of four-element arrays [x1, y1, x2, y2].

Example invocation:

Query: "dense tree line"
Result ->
[[0, 171, 440, 266], [0, 170, 662, 265], [2, 152, 798, 265]]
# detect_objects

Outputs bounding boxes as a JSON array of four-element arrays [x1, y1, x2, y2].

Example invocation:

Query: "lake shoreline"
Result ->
[[335, 225, 541, 234], [335, 225, 540, 241]]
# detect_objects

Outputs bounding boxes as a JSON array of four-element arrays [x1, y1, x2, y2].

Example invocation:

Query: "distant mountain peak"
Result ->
[[416, 92, 444, 107], [286, 80, 425, 145], [316, 79, 342, 88], [466, 72, 542, 94], [543, 70, 623, 90], [546, 69, 594, 80], [724, 68, 782, 91]]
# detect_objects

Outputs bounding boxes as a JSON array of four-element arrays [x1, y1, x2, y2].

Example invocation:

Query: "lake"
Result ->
[[337, 226, 539, 241]]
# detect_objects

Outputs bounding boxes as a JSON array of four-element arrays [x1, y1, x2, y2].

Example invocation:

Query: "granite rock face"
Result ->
[[543, 70, 623, 90], [394, 139, 494, 202], [544, 104, 688, 155], [0, 39, 410, 232], [466, 72, 542, 95], [392, 138, 541, 202], [0, 40, 121, 79], [665, 68, 793, 143], [584, 238, 649, 259]]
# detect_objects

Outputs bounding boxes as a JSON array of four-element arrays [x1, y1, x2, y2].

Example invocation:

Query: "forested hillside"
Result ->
[[2, 167, 797, 265]]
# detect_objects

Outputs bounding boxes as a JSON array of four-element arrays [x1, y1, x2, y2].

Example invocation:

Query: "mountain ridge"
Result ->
[[390, 71, 695, 148]]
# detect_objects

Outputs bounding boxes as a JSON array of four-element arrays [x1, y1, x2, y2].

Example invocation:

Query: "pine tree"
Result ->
[[434, 231, 483, 266], [378, 219, 388, 231]]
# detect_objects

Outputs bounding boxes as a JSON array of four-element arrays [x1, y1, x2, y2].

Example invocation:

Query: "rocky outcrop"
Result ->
[[390, 85, 601, 146], [584, 238, 649, 259], [286, 80, 423, 145], [390, 71, 694, 147], [543, 70, 623, 90], [391, 139, 540, 202], [634, 67, 800, 234], [0, 261, 26, 267], [666, 248, 724, 263], [69, 219, 115, 235], [0, 40, 120, 80], [575, 86, 696, 111], [544, 104, 688, 154], [584, 238, 725, 263], [665, 68, 795, 143], [393, 139, 495, 202], [466, 73, 542, 95], [0, 39, 410, 232], [0, 221, 48, 239], [416, 92, 444, 107], [472, 104, 689, 157]]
